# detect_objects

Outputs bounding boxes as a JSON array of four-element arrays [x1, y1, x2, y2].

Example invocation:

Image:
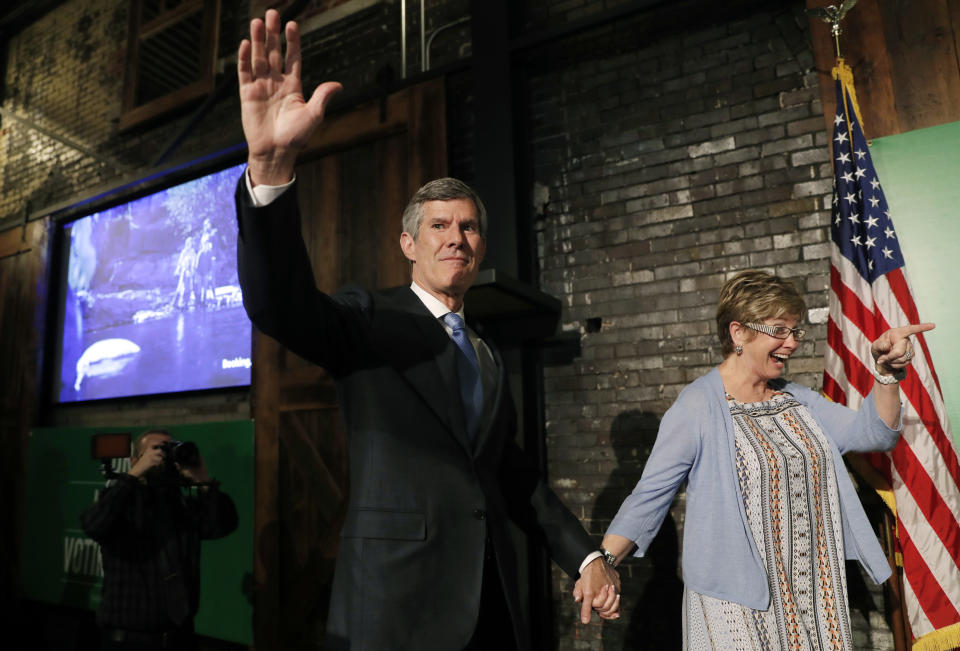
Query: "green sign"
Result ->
[[22, 421, 255, 645], [871, 121, 960, 445]]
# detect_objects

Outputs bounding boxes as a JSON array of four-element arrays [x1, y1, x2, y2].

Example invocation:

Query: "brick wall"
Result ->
[[0, 0, 128, 223], [526, 3, 894, 649], [0, 0, 470, 230], [0, 0, 261, 230]]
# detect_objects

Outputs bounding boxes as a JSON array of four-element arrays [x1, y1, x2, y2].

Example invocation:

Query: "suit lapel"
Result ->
[[375, 288, 473, 454]]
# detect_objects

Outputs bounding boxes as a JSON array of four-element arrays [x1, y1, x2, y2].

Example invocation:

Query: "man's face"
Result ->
[[400, 199, 486, 303]]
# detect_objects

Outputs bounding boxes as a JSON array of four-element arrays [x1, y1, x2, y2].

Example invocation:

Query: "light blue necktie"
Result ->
[[442, 312, 483, 438]]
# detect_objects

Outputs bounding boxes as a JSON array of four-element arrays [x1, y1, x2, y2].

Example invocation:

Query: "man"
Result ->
[[80, 430, 238, 650], [235, 10, 620, 650]]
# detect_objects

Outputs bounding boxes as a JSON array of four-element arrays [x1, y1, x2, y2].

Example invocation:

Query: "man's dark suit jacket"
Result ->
[[236, 181, 595, 650]]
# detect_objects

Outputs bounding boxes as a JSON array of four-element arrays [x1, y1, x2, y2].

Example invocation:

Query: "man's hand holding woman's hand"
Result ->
[[573, 557, 621, 624]]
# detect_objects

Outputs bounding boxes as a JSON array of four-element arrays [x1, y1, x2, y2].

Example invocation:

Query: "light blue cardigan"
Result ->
[[607, 367, 900, 610]]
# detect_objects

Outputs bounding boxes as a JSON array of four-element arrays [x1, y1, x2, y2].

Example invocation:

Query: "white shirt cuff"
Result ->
[[579, 551, 604, 575], [245, 167, 295, 207]]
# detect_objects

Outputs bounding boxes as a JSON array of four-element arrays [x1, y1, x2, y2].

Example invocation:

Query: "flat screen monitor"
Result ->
[[51, 162, 251, 402]]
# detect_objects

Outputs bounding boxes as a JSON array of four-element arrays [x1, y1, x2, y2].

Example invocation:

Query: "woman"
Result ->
[[600, 269, 933, 649]]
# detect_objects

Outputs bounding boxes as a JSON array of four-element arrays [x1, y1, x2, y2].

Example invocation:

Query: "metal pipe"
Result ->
[[400, 0, 407, 78], [424, 16, 470, 72], [420, 0, 426, 75]]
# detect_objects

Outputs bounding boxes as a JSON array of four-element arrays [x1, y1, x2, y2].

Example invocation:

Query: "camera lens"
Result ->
[[173, 441, 200, 467]]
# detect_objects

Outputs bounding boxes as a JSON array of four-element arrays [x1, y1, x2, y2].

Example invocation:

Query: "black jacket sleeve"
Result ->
[[79, 475, 144, 544], [498, 437, 597, 578], [195, 487, 239, 540], [235, 177, 373, 377]]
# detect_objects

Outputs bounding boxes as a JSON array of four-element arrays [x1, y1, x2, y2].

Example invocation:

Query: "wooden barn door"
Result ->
[[0, 220, 50, 627], [251, 78, 447, 650]]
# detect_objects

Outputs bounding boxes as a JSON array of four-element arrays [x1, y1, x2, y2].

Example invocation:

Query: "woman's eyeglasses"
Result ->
[[742, 322, 806, 341]]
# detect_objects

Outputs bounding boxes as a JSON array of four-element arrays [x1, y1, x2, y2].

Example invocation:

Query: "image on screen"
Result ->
[[55, 163, 251, 402]]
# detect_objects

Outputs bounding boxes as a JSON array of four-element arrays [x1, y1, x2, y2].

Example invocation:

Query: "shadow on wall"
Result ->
[[592, 410, 684, 650]]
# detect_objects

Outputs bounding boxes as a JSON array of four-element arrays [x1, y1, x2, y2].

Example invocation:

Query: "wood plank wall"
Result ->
[[807, 0, 960, 139], [0, 219, 50, 623]]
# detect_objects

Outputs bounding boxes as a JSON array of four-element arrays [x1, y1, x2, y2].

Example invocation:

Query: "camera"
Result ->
[[90, 432, 203, 484], [159, 439, 201, 475]]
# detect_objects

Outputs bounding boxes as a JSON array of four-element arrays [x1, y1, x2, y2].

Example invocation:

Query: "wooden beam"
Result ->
[[807, 0, 901, 141], [876, 0, 960, 132], [138, 0, 204, 41], [952, 0, 960, 86], [808, 0, 960, 140], [303, 87, 413, 156], [252, 334, 280, 650], [0, 220, 46, 259], [118, 78, 213, 131]]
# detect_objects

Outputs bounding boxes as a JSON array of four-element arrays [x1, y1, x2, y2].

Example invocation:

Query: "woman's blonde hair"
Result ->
[[716, 269, 807, 357]]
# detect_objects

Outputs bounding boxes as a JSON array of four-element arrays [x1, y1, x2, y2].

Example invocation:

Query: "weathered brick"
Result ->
[[627, 203, 694, 224], [768, 197, 819, 217], [714, 146, 764, 166], [803, 242, 831, 260], [791, 148, 830, 166], [760, 133, 814, 156], [687, 136, 736, 158], [758, 104, 811, 127], [792, 178, 833, 198], [715, 175, 764, 197], [787, 116, 828, 137]]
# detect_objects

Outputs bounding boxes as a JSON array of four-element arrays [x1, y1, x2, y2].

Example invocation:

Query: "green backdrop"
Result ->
[[870, 121, 960, 446], [22, 420, 254, 645]]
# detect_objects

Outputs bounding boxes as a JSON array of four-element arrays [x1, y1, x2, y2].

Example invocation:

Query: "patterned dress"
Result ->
[[684, 391, 854, 651]]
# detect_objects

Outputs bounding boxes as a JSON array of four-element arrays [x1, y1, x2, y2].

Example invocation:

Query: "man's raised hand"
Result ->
[[238, 9, 341, 186]]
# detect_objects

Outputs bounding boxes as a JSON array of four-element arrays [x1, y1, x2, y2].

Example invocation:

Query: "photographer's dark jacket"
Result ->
[[80, 475, 238, 632]]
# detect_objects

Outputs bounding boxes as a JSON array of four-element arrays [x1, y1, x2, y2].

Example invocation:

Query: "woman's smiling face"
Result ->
[[735, 315, 802, 382]]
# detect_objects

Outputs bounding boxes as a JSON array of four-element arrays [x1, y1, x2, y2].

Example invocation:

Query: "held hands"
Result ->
[[238, 9, 342, 185], [573, 557, 621, 624], [871, 323, 935, 376]]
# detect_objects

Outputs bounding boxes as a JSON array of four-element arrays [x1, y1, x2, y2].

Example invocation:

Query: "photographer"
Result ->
[[80, 429, 238, 650]]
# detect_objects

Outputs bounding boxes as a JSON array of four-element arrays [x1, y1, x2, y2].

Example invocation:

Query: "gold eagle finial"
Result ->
[[805, 0, 858, 56]]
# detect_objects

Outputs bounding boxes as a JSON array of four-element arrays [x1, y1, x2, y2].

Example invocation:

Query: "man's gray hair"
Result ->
[[401, 177, 487, 239]]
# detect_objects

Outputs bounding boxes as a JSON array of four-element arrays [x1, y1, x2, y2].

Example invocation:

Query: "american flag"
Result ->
[[822, 62, 960, 649]]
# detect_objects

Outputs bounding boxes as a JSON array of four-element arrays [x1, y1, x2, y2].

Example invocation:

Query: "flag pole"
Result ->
[[831, 14, 841, 57], [848, 452, 910, 650], [883, 509, 911, 651], [833, 61, 913, 651], [818, 4, 915, 647]]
